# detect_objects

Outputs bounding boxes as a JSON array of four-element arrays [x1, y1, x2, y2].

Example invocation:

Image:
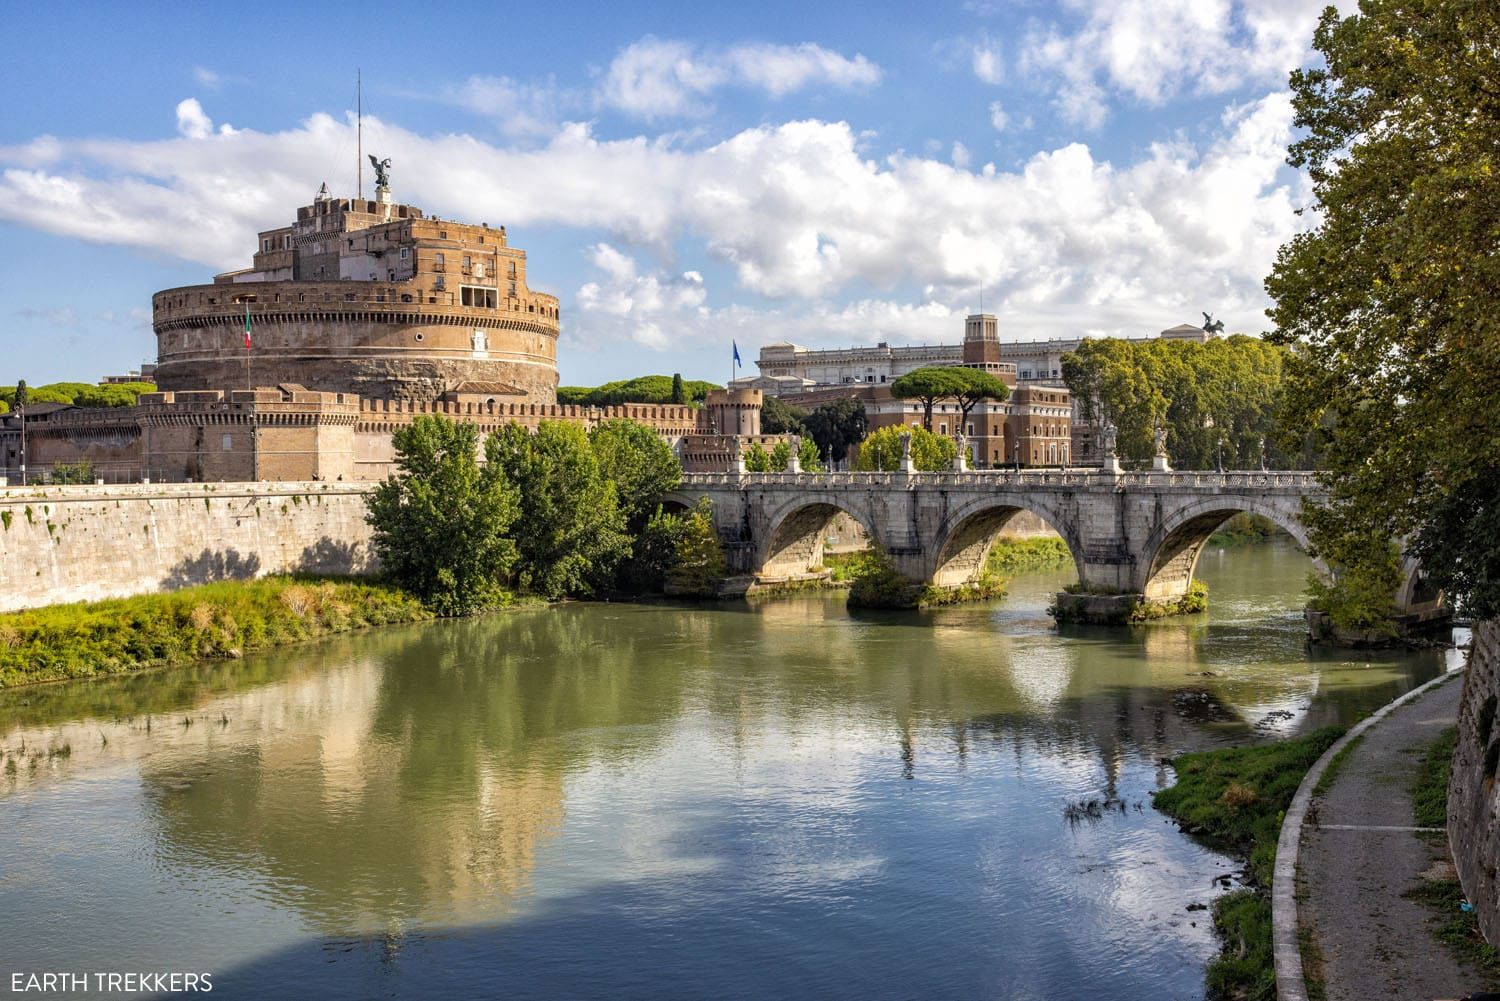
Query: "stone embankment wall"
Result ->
[[1451, 619, 1500, 944], [0, 482, 378, 612]]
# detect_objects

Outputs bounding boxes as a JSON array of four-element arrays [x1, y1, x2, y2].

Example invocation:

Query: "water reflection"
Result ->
[[0, 540, 1460, 1000]]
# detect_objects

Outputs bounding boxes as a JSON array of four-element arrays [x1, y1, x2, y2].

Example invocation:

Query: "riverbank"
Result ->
[[1153, 726, 1344, 999], [0, 576, 432, 689], [1288, 671, 1497, 1000]]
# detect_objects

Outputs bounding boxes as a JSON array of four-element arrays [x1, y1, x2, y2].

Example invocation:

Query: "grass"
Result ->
[[1409, 879, 1500, 981], [1153, 726, 1346, 1001], [1412, 725, 1456, 828], [0, 576, 431, 689], [1208, 513, 1282, 548], [983, 536, 1073, 574]]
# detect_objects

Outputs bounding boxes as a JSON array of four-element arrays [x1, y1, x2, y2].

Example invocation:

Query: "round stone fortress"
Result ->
[[152, 183, 561, 403]]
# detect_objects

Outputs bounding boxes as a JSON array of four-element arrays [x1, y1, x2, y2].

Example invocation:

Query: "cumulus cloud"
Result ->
[[576, 243, 709, 348], [443, 74, 570, 138], [0, 91, 1307, 347], [1020, 0, 1326, 126], [175, 98, 214, 139], [598, 37, 881, 118]]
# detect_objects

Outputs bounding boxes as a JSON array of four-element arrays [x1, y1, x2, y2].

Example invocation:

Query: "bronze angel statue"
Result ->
[[1201, 312, 1225, 334], [368, 155, 392, 189]]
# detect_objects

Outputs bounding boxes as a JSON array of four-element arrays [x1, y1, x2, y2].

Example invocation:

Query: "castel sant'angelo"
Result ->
[[5, 165, 778, 482]]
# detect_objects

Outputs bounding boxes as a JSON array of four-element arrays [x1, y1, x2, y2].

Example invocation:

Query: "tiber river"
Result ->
[[0, 539, 1463, 1000]]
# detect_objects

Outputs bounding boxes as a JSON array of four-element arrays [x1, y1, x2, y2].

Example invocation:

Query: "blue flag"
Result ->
[[732, 341, 742, 368]]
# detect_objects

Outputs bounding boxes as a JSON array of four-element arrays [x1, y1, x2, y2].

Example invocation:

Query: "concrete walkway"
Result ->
[[1298, 672, 1491, 1000]]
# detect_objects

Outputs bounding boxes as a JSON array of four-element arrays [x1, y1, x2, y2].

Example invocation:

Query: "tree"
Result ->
[[744, 442, 772, 472], [670, 372, 686, 405], [365, 416, 519, 616], [797, 436, 823, 472], [854, 424, 956, 472], [761, 395, 808, 435], [948, 368, 1011, 430], [665, 500, 726, 597], [487, 421, 631, 599], [801, 397, 867, 465], [890, 367, 965, 431], [13, 381, 28, 411], [1265, 2, 1500, 618], [588, 418, 682, 534], [769, 441, 792, 471], [557, 375, 721, 407]]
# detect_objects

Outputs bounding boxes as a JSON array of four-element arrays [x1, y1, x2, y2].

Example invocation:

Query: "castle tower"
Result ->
[[963, 313, 1002, 369], [704, 389, 762, 437], [151, 191, 561, 403]]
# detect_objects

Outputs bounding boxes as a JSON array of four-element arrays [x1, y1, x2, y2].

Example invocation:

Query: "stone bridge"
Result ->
[[664, 469, 1440, 616]]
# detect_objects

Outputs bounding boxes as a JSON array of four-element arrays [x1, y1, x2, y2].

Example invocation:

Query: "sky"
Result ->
[[0, 0, 1334, 388]]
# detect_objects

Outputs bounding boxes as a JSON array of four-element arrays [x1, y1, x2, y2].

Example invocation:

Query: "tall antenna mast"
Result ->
[[357, 69, 363, 199]]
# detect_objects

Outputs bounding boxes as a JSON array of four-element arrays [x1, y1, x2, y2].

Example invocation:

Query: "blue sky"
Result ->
[[0, 0, 1329, 387]]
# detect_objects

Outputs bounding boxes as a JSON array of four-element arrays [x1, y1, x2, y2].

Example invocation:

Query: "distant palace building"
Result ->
[[736, 316, 1216, 467], [0, 175, 785, 483]]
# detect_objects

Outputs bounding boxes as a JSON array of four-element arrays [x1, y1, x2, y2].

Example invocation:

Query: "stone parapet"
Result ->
[[1450, 619, 1500, 945]]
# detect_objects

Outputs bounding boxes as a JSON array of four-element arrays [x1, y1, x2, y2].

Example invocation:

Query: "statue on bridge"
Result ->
[[1099, 422, 1118, 458], [1153, 424, 1169, 457]]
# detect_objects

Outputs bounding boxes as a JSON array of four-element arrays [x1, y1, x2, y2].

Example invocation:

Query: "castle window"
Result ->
[[222, 434, 233, 451], [399, 248, 409, 260], [440, 231, 447, 240]]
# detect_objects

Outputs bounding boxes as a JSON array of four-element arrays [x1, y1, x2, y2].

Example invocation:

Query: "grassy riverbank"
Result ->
[[0, 577, 432, 689], [983, 536, 1073, 574], [1153, 727, 1345, 1000]]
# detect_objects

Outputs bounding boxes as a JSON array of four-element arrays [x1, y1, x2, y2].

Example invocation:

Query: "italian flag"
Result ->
[[243, 303, 252, 349]]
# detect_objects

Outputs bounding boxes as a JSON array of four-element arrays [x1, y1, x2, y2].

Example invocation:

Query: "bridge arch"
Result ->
[[1139, 496, 1320, 601], [928, 495, 1084, 589], [758, 494, 881, 580]]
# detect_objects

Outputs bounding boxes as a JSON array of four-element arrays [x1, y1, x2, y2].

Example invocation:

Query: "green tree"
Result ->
[[665, 500, 726, 597], [13, 380, 26, 411], [890, 367, 965, 431], [617, 505, 687, 594], [769, 440, 792, 471], [365, 416, 519, 616], [670, 372, 686, 405], [761, 395, 809, 435], [854, 424, 956, 472], [588, 418, 682, 534], [744, 442, 772, 472], [488, 421, 631, 599], [74, 382, 156, 408], [948, 368, 1011, 430], [1266, 1, 1500, 618], [797, 436, 823, 472], [801, 397, 867, 465], [557, 375, 721, 407], [50, 461, 95, 484]]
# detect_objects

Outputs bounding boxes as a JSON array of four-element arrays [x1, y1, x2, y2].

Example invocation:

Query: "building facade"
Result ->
[[153, 183, 561, 403], [0, 183, 785, 483]]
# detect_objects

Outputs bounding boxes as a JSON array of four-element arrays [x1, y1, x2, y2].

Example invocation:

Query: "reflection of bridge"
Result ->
[[666, 469, 1438, 615]]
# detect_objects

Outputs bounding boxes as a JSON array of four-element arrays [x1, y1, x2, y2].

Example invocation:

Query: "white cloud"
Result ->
[[175, 98, 214, 140], [988, 100, 1010, 132], [597, 37, 881, 119], [576, 243, 709, 349], [950, 141, 972, 169], [192, 67, 221, 89], [1020, 0, 1326, 126], [443, 74, 569, 138], [0, 92, 1308, 347], [971, 39, 1005, 85]]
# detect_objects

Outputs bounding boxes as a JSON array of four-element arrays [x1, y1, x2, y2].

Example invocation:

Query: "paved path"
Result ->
[[1299, 672, 1491, 1000]]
